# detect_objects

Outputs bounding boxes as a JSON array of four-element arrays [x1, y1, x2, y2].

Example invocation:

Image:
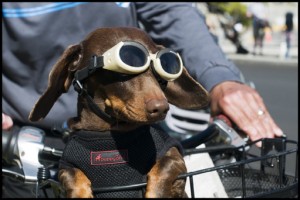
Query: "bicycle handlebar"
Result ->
[[181, 124, 219, 149], [2, 115, 296, 198], [3, 126, 63, 163], [2, 128, 19, 165], [2, 114, 242, 183], [2, 126, 63, 183], [181, 114, 247, 149]]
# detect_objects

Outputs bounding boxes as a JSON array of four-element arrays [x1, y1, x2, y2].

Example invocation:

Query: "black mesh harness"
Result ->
[[59, 125, 183, 198]]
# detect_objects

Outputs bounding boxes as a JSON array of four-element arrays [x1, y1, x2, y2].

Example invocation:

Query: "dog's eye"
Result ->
[[116, 73, 137, 81], [100, 69, 137, 83]]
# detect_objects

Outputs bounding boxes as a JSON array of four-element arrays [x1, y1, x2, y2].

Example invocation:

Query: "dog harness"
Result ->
[[59, 125, 183, 198]]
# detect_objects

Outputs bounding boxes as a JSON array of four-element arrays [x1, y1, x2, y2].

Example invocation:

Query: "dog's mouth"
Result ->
[[112, 114, 167, 125], [110, 120, 138, 131], [110, 116, 166, 131], [109, 110, 167, 130]]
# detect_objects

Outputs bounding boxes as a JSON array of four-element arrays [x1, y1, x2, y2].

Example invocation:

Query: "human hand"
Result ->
[[2, 113, 13, 130], [209, 81, 284, 147]]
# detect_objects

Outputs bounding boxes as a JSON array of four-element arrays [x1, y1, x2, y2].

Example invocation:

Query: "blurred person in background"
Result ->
[[284, 11, 294, 59], [247, 2, 271, 55]]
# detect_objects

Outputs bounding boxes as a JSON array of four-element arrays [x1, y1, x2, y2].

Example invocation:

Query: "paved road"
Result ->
[[231, 58, 298, 175]]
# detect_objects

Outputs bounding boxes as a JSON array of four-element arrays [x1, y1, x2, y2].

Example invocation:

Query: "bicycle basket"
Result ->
[[183, 137, 298, 198], [41, 137, 298, 198]]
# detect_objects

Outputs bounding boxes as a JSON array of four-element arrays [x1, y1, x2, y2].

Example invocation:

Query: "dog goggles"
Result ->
[[101, 41, 183, 81]]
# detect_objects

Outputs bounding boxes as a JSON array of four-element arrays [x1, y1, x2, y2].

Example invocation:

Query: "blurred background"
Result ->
[[194, 2, 298, 141], [195, 2, 298, 60], [194, 2, 298, 139], [194, 2, 298, 175]]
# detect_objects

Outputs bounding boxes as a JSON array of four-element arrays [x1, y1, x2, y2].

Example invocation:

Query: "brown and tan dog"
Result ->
[[29, 27, 209, 198]]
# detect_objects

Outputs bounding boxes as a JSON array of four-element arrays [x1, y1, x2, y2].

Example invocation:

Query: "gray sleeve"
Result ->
[[135, 2, 243, 91]]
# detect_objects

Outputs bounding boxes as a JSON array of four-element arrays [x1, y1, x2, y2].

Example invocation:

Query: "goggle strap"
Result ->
[[74, 55, 104, 82], [72, 55, 115, 124], [92, 55, 104, 69]]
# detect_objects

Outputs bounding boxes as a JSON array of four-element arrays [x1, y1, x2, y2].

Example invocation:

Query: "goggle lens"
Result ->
[[119, 45, 147, 67], [159, 52, 181, 74]]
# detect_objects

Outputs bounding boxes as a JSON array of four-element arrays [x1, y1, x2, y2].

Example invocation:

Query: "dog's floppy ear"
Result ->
[[29, 44, 82, 121], [164, 67, 210, 110]]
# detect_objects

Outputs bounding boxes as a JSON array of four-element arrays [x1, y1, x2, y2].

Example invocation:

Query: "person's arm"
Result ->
[[135, 3, 283, 145]]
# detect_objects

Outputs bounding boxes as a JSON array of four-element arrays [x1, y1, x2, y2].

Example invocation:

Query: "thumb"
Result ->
[[2, 113, 13, 130]]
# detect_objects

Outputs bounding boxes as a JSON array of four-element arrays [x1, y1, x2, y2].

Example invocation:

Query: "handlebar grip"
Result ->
[[2, 127, 19, 164], [181, 124, 219, 149], [180, 114, 237, 149], [214, 114, 232, 127], [2, 130, 11, 152]]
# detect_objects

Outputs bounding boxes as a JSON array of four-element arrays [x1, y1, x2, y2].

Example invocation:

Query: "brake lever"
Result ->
[[213, 118, 247, 147], [205, 115, 249, 151]]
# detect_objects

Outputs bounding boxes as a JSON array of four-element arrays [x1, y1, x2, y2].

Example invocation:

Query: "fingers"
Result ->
[[2, 113, 13, 130], [210, 82, 284, 147], [244, 87, 284, 139]]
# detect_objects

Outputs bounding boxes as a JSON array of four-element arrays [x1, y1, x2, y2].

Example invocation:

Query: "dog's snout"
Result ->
[[146, 99, 169, 120]]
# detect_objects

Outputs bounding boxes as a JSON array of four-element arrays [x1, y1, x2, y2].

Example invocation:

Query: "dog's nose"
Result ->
[[146, 99, 169, 120]]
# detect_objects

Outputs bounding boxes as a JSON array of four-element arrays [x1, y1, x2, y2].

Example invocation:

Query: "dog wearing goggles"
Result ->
[[29, 27, 209, 198]]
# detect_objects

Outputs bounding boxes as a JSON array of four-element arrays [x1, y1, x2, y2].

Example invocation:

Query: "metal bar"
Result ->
[[189, 175, 195, 198]]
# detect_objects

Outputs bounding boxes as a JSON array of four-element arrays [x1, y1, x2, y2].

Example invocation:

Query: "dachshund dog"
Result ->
[[29, 27, 209, 198]]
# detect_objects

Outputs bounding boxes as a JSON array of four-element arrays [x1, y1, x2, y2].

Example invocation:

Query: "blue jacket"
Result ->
[[2, 2, 242, 129]]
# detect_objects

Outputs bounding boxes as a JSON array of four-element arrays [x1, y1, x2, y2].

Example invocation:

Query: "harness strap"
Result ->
[[72, 55, 115, 124], [73, 80, 115, 124]]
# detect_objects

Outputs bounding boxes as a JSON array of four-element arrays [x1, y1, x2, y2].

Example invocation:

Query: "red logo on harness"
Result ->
[[91, 149, 128, 165]]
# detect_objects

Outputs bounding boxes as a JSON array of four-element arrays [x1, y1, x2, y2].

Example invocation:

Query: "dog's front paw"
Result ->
[[59, 168, 94, 198]]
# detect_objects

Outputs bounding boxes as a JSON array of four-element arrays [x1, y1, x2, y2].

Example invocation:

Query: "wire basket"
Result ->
[[183, 137, 298, 198], [217, 167, 297, 198], [42, 137, 298, 198]]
